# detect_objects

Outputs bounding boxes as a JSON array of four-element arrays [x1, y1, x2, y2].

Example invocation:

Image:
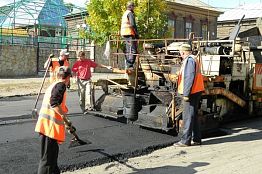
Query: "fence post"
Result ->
[[90, 41, 95, 72], [36, 41, 39, 75]]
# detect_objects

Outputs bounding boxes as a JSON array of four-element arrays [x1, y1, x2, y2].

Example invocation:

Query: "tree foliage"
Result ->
[[87, 0, 168, 45]]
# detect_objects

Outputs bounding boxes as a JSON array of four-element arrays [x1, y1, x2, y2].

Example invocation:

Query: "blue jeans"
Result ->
[[180, 92, 202, 145], [123, 36, 138, 68]]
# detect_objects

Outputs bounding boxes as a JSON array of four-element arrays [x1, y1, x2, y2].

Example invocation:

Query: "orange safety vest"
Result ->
[[177, 55, 205, 95], [121, 10, 135, 36], [35, 82, 68, 144], [49, 58, 70, 83]]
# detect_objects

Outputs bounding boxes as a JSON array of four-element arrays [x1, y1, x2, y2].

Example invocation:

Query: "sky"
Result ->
[[0, 0, 261, 9], [202, 0, 262, 10]]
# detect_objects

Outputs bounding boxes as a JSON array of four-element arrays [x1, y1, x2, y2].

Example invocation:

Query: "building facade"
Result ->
[[166, 0, 222, 40], [64, 10, 89, 50], [217, 3, 262, 46]]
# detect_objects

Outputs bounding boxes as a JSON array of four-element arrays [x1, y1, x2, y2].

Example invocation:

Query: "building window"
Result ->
[[185, 21, 192, 38], [168, 19, 176, 38], [201, 23, 208, 40]]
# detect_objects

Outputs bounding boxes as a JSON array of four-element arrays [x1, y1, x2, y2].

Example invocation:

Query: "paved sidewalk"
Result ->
[[63, 117, 262, 174], [0, 73, 125, 98]]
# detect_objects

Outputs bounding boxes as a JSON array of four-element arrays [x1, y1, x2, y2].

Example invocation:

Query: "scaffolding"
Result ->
[[0, 0, 88, 47], [0, 0, 92, 74]]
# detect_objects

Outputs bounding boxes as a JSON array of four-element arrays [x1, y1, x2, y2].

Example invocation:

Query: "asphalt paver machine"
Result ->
[[87, 36, 262, 134]]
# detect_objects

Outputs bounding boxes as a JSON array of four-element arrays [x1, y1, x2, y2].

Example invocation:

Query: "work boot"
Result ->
[[173, 141, 190, 147], [191, 141, 202, 146]]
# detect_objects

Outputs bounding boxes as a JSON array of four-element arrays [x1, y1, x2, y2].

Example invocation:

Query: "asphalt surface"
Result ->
[[0, 91, 81, 120], [63, 116, 262, 174], [1, 76, 261, 174], [0, 91, 178, 174]]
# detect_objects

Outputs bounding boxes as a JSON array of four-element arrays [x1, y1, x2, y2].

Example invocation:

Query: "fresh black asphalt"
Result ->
[[0, 91, 178, 174]]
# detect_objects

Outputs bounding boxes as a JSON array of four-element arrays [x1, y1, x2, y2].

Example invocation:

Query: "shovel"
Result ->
[[64, 118, 91, 148], [32, 54, 54, 119], [68, 130, 92, 148]]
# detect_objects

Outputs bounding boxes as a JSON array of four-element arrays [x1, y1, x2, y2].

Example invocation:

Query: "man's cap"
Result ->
[[57, 66, 71, 79], [60, 49, 69, 56], [179, 43, 192, 51], [127, 1, 135, 8]]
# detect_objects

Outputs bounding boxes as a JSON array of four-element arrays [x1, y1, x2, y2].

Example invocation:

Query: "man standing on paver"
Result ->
[[72, 51, 112, 113], [120, 1, 139, 70], [174, 43, 205, 147], [44, 49, 70, 83], [35, 66, 75, 174]]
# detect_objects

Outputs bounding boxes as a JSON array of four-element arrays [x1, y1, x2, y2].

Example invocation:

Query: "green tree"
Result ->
[[87, 0, 168, 45]]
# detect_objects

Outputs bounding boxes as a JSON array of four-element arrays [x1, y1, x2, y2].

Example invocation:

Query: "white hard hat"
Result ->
[[60, 49, 69, 56]]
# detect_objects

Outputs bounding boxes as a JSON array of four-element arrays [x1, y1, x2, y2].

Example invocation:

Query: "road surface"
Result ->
[[64, 117, 262, 174], [0, 91, 178, 174]]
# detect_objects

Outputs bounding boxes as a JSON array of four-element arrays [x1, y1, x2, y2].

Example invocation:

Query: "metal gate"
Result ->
[[37, 36, 93, 73]]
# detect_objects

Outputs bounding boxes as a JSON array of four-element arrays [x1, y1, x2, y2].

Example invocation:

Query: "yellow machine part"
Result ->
[[203, 87, 246, 107]]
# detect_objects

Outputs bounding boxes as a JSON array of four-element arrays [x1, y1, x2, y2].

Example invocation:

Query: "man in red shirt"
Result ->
[[72, 51, 112, 113]]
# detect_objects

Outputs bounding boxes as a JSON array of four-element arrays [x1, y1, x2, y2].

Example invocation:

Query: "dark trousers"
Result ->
[[37, 134, 60, 174], [181, 92, 202, 145], [123, 36, 138, 68]]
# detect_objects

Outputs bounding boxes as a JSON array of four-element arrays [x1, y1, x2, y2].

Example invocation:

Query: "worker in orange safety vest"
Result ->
[[174, 43, 205, 147], [44, 49, 70, 83], [35, 66, 74, 174], [120, 1, 139, 69]]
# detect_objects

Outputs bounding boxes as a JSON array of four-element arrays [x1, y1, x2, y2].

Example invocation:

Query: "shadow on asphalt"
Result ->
[[126, 162, 209, 174], [203, 117, 262, 145]]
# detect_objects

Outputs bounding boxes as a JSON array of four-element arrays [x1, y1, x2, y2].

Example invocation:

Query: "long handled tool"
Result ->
[[68, 130, 91, 148], [32, 54, 54, 119], [64, 118, 91, 148]]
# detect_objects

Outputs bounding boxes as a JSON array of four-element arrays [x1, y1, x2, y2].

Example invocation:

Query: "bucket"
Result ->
[[123, 92, 138, 121]]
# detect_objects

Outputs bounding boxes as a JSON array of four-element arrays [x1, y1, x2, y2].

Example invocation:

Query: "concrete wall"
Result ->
[[0, 45, 37, 77], [0, 44, 123, 77]]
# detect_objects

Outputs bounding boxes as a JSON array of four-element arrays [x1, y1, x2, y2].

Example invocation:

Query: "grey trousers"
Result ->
[[181, 92, 202, 145], [77, 78, 94, 112], [123, 36, 138, 68]]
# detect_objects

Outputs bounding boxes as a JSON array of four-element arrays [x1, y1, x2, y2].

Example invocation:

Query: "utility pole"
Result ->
[[12, 0, 15, 44], [13, 0, 15, 29]]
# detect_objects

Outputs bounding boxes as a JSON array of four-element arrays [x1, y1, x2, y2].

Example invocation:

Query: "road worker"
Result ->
[[120, 1, 139, 70], [174, 43, 204, 147], [44, 49, 70, 83], [35, 66, 74, 174]]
